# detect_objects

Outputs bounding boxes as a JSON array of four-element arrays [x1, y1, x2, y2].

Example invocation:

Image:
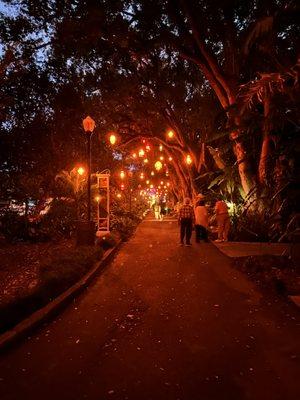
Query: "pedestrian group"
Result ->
[[177, 195, 230, 246]]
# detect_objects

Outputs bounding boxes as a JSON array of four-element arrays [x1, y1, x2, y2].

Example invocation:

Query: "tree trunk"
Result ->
[[258, 95, 271, 185]]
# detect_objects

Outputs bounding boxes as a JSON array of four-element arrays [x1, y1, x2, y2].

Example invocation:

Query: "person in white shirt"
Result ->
[[194, 199, 209, 242]]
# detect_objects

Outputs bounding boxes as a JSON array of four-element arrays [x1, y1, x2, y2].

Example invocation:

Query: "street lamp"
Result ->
[[77, 115, 96, 245], [77, 166, 85, 176]]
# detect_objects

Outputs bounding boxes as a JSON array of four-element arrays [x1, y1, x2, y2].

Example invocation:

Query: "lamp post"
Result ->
[[77, 116, 96, 246], [83, 116, 95, 222]]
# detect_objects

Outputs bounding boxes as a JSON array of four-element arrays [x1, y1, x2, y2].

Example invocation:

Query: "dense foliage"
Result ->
[[0, 0, 299, 240]]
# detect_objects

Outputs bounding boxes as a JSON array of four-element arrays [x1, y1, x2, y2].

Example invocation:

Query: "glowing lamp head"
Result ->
[[155, 161, 163, 171], [82, 116, 95, 133], [77, 167, 85, 176], [186, 154, 192, 165]]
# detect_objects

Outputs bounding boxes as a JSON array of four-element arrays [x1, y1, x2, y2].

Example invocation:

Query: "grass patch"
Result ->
[[0, 245, 103, 334]]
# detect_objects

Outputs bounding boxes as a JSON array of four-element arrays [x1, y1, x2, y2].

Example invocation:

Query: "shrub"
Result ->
[[96, 232, 118, 250], [39, 199, 77, 239], [110, 211, 139, 240], [0, 211, 29, 242]]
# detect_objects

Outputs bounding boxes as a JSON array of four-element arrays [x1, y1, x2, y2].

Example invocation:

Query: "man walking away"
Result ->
[[154, 203, 161, 220], [178, 197, 195, 246], [194, 199, 209, 242], [214, 198, 230, 242]]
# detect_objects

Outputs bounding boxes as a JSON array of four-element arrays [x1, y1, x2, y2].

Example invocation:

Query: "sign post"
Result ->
[[96, 171, 110, 236]]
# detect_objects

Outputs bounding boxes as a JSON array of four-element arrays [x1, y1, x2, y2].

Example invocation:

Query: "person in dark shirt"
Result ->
[[178, 197, 195, 246]]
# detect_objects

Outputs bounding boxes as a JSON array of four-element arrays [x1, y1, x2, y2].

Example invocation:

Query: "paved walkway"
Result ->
[[214, 241, 292, 258], [0, 220, 299, 400]]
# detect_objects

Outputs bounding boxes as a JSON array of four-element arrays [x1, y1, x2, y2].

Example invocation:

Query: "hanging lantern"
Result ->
[[167, 130, 174, 139], [109, 133, 117, 145], [138, 149, 145, 157], [186, 154, 192, 165], [155, 161, 163, 171]]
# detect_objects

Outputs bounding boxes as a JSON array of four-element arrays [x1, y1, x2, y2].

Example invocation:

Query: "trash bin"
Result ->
[[76, 220, 96, 246]]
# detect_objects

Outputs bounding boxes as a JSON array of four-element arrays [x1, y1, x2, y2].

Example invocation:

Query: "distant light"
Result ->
[[144, 158, 148, 163], [77, 167, 85, 176], [151, 171, 155, 176], [117, 193, 122, 198], [95, 195, 101, 202], [139, 149, 145, 157], [121, 183, 125, 190], [167, 130, 174, 139], [132, 153, 137, 159], [160, 181, 164, 185], [120, 170, 125, 179], [159, 145, 163, 151], [168, 156, 173, 161], [146, 145, 151, 151], [159, 156, 164, 161], [146, 180, 150, 184]]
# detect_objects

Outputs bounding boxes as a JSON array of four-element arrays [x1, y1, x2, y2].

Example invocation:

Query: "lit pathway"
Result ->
[[0, 219, 300, 400]]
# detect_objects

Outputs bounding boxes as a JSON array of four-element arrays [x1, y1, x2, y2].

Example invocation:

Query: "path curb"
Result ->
[[0, 240, 122, 352]]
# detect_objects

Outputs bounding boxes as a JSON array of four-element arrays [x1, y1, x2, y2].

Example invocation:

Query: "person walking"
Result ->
[[194, 199, 209, 242], [154, 202, 161, 220], [178, 197, 195, 246], [214, 198, 230, 242]]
